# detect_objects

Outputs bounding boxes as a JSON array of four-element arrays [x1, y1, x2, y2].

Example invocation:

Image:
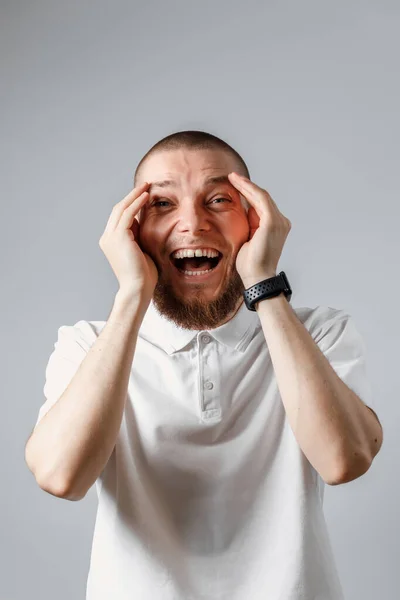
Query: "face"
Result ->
[[135, 148, 250, 331]]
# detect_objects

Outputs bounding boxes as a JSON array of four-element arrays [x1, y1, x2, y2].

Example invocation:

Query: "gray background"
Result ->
[[2, 0, 398, 598]]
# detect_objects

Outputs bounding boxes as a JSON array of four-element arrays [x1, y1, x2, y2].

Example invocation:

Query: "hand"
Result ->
[[228, 172, 291, 288], [99, 182, 158, 299]]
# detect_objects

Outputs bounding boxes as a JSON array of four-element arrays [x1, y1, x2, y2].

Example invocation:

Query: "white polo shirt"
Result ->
[[35, 299, 375, 600]]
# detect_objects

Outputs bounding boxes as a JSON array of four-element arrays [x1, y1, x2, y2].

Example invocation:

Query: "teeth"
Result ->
[[180, 268, 214, 276], [172, 248, 220, 259]]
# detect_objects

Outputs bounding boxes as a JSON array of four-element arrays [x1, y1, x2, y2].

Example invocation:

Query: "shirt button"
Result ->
[[204, 381, 214, 390], [202, 335, 211, 344]]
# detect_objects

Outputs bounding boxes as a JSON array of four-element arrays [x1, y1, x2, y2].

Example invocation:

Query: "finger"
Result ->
[[229, 173, 273, 203], [118, 191, 150, 232], [228, 172, 265, 208], [228, 172, 257, 193], [266, 193, 280, 214], [105, 182, 150, 230]]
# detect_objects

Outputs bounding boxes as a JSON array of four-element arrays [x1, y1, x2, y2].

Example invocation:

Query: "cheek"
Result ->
[[135, 223, 163, 260], [231, 210, 250, 235], [135, 221, 148, 249], [233, 218, 251, 246]]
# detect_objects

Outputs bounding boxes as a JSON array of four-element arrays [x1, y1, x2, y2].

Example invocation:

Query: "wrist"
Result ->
[[254, 291, 286, 311], [113, 288, 149, 325], [243, 273, 277, 289]]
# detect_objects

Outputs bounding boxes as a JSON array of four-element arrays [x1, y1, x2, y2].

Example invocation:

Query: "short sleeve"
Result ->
[[34, 320, 96, 429], [308, 307, 375, 411]]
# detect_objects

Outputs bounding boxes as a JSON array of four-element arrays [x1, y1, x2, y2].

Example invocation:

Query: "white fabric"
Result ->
[[35, 300, 375, 600]]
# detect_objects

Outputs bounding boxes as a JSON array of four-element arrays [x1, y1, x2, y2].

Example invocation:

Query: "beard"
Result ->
[[151, 257, 246, 331]]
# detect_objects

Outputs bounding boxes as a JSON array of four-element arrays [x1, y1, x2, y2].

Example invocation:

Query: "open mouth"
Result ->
[[169, 252, 223, 278]]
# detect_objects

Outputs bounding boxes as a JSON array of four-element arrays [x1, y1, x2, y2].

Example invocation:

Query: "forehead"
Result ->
[[137, 148, 239, 184]]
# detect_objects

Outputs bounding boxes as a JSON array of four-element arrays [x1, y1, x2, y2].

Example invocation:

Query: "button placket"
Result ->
[[198, 333, 221, 421]]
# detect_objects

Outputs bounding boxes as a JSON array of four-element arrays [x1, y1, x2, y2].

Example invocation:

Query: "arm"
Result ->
[[225, 171, 382, 485], [25, 289, 148, 500], [254, 293, 383, 485]]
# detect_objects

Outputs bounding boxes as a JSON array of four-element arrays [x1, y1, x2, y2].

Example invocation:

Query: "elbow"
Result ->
[[323, 451, 372, 486], [37, 475, 88, 501], [29, 461, 88, 501], [25, 442, 87, 501]]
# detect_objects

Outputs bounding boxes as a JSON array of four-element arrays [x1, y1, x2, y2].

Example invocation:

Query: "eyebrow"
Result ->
[[148, 175, 231, 193]]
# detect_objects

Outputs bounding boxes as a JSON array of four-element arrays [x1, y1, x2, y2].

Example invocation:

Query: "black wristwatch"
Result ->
[[243, 271, 292, 311]]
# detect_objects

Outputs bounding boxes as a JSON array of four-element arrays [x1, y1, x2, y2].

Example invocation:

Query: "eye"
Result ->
[[210, 197, 231, 204], [150, 197, 232, 208], [152, 200, 170, 207]]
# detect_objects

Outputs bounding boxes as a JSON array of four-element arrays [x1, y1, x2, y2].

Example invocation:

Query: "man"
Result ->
[[25, 130, 383, 600]]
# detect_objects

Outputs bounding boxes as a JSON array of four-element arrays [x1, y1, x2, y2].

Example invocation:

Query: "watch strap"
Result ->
[[243, 271, 292, 311]]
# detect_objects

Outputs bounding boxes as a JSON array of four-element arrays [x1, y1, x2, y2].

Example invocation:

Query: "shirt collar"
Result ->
[[140, 298, 261, 355]]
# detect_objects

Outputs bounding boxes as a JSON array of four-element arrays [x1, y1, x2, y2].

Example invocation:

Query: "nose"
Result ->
[[174, 204, 213, 234]]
